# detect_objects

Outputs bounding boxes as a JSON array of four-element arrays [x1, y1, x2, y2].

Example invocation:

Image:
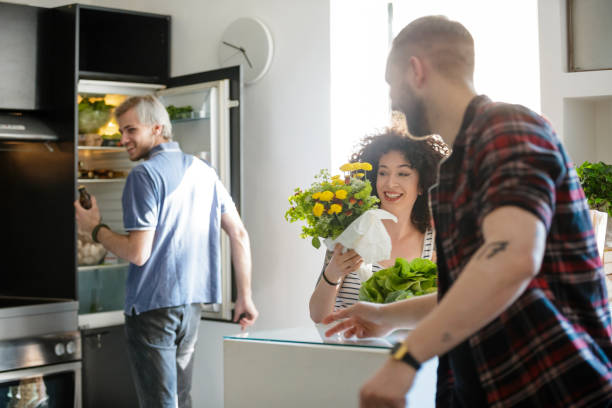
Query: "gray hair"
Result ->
[[114, 95, 173, 140]]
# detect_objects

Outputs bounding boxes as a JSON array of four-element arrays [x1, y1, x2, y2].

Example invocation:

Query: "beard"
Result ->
[[403, 94, 432, 138]]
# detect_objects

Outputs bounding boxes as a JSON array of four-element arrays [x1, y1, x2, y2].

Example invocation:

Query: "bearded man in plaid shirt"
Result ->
[[323, 15, 612, 407]]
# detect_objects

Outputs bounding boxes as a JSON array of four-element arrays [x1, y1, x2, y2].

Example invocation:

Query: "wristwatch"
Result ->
[[390, 342, 421, 371]]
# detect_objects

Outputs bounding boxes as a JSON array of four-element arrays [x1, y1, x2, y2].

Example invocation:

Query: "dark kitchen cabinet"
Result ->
[[77, 5, 170, 83], [81, 325, 139, 408]]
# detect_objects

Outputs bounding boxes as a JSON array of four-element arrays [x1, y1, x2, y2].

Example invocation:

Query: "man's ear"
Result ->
[[152, 123, 163, 137], [409, 55, 426, 88]]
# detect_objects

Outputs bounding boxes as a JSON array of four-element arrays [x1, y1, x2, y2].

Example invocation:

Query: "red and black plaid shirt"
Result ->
[[431, 95, 612, 407]]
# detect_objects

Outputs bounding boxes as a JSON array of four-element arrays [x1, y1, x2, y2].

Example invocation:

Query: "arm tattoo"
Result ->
[[442, 332, 452, 343], [477, 241, 509, 260]]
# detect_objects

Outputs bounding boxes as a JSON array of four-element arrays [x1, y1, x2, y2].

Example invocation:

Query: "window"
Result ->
[[331, 0, 540, 169]]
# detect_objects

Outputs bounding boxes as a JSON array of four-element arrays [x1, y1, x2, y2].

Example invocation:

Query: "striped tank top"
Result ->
[[331, 228, 435, 310]]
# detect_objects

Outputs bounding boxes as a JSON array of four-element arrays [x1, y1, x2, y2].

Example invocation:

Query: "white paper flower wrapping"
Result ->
[[324, 209, 397, 282]]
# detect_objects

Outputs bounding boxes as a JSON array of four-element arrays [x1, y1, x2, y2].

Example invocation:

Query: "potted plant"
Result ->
[[576, 161, 612, 259]]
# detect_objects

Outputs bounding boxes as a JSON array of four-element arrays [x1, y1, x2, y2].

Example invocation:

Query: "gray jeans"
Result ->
[[125, 303, 202, 408]]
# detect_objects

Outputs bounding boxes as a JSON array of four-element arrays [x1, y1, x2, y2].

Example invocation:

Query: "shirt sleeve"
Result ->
[[473, 113, 566, 231], [122, 166, 159, 231], [215, 177, 237, 215]]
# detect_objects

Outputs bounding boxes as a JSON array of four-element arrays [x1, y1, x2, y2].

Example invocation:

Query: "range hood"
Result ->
[[0, 112, 58, 141]]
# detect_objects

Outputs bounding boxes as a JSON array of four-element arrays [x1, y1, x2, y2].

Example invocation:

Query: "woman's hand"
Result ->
[[322, 302, 395, 338], [325, 244, 363, 283]]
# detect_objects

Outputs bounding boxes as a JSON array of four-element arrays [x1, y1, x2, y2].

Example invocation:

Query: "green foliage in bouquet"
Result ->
[[576, 161, 612, 217], [359, 257, 437, 303], [285, 163, 380, 249]]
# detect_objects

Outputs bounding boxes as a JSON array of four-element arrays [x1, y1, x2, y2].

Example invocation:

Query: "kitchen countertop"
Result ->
[[224, 325, 436, 407], [224, 324, 409, 349]]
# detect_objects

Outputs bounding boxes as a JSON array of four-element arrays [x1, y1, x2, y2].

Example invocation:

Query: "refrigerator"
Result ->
[[76, 66, 242, 329]]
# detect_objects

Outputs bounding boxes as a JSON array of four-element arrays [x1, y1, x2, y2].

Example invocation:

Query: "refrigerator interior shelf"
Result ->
[[78, 146, 124, 152], [78, 262, 129, 272], [170, 110, 209, 123], [77, 178, 126, 183]]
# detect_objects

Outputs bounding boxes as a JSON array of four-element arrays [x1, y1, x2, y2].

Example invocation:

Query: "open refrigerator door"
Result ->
[[76, 67, 241, 328]]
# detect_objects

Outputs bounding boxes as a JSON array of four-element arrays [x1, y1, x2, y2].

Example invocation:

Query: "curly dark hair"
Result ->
[[350, 127, 449, 233]]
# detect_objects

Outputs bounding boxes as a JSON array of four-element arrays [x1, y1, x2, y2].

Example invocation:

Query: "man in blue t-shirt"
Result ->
[[75, 95, 258, 408]]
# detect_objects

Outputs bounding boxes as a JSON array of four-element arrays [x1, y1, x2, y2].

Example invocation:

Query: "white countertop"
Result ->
[[224, 324, 410, 349]]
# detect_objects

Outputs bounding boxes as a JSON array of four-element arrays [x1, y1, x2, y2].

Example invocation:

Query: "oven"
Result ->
[[0, 297, 81, 408]]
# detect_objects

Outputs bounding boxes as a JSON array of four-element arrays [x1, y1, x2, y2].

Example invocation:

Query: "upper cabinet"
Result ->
[[76, 5, 170, 83], [0, 3, 42, 110]]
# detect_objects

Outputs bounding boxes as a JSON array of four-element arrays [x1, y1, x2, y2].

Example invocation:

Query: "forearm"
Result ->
[[380, 292, 437, 329], [96, 227, 150, 266], [403, 249, 534, 364], [230, 230, 253, 300], [309, 279, 342, 323]]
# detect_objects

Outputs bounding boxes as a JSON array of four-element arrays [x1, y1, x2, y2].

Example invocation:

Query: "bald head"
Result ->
[[389, 15, 475, 82]]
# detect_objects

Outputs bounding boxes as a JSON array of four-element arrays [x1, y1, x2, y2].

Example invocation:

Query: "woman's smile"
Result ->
[[383, 191, 404, 202]]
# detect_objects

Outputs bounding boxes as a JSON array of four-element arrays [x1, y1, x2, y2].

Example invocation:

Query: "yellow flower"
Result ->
[[354, 162, 372, 171], [355, 173, 365, 178], [332, 179, 345, 185], [328, 204, 342, 214], [319, 191, 334, 202], [313, 203, 324, 217], [335, 189, 348, 200], [331, 175, 341, 180], [339, 163, 352, 172], [312, 192, 321, 200]]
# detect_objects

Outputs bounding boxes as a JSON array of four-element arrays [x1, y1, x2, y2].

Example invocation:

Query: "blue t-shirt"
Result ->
[[122, 142, 236, 315]]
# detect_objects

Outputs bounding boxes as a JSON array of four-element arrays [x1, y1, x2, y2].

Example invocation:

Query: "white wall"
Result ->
[[538, 0, 612, 165], [14, 0, 331, 330]]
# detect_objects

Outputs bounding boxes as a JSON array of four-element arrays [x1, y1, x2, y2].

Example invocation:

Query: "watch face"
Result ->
[[390, 342, 401, 356]]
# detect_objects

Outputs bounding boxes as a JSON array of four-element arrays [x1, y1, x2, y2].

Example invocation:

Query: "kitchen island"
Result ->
[[224, 326, 437, 407]]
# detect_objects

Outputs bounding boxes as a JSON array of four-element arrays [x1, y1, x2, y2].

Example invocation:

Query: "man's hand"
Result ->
[[74, 196, 102, 236], [322, 302, 394, 338], [233, 295, 259, 330], [360, 358, 416, 408]]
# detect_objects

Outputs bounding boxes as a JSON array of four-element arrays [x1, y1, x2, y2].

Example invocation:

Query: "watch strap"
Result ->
[[391, 342, 421, 371], [92, 223, 110, 243]]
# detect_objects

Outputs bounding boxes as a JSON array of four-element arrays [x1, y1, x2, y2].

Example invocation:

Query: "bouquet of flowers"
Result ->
[[286, 163, 398, 281], [285, 163, 380, 249]]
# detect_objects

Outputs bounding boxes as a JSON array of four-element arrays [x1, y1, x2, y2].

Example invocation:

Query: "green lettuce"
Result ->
[[359, 257, 437, 303]]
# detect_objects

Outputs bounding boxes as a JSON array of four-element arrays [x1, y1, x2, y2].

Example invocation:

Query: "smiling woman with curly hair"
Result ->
[[309, 127, 449, 323], [351, 127, 449, 233]]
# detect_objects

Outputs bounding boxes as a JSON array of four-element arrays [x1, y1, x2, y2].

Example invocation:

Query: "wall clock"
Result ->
[[218, 17, 274, 85]]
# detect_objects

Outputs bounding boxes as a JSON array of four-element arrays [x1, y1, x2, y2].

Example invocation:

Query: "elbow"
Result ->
[[504, 248, 542, 285], [235, 225, 249, 242], [308, 298, 327, 324], [310, 307, 323, 324], [310, 311, 324, 324], [131, 249, 151, 267], [229, 225, 250, 248], [518, 240, 544, 280]]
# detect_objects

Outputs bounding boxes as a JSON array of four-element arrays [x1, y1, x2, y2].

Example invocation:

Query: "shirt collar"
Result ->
[[452, 94, 491, 147], [149, 141, 181, 158]]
